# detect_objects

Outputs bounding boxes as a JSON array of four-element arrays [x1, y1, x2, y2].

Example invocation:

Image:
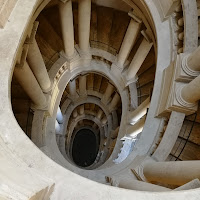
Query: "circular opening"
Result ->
[[72, 129, 99, 167]]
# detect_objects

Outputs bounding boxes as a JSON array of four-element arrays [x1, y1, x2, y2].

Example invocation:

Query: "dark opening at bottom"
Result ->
[[72, 129, 99, 167]]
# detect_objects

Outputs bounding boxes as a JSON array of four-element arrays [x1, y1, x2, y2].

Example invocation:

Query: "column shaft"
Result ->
[[143, 161, 200, 186], [129, 97, 150, 124], [127, 38, 153, 81], [78, 0, 91, 52], [79, 76, 87, 96], [181, 74, 200, 104], [73, 109, 78, 118], [187, 45, 200, 71], [117, 19, 140, 67], [97, 109, 103, 120], [126, 117, 145, 138], [27, 38, 51, 92], [59, 0, 74, 58], [109, 93, 120, 110], [102, 83, 114, 104], [14, 61, 47, 108], [79, 105, 85, 115]]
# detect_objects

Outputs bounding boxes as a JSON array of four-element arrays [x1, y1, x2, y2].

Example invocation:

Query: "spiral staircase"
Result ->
[[1, 0, 200, 199]]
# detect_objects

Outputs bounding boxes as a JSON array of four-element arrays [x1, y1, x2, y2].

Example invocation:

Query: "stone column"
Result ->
[[73, 109, 78, 118], [27, 38, 51, 92], [180, 74, 200, 104], [59, 0, 74, 58], [79, 75, 87, 96], [111, 127, 119, 139], [117, 19, 141, 67], [109, 93, 120, 111], [78, 0, 91, 52], [116, 178, 171, 191], [101, 83, 114, 104], [183, 45, 200, 72], [127, 38, 153, 82], [143, 160, 200, 186], [69, 79, 77, 97], [79, 105, 85, 115], [128, 97, 150, 125], [126, 117, 145, 138], [97, 109, 103, 120], [57, 107, 63, 124], [14, 61, 47, 108], [101, 116, 107, 125]]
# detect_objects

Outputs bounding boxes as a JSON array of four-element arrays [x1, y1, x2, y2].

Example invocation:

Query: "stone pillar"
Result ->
[[69, 79, 77, 97], [78, 0, 91, 52], [111, 127, 119, 139], [56, 107, 63, 124], [128, 97, 150, 125], [14, 61, 47, 108], [117, 19, 141, 67], [183, 45, 200, 72], [59, 0, 74, 58], [127, 38, 153, 82], [117, 178, 171, 192], [101, 83, 114, 104], [143, 160, 200, 186], [79, 105, 85, 115], [109, 93, 120, 111], [126, 117, 145, 138], [79, 75, 87, 96], [27, 38, 51, 92], [101, 116, 107, 125], [97, 109, 103, 120], [180, 74, 200, 104], [73, 109, 78, 118]]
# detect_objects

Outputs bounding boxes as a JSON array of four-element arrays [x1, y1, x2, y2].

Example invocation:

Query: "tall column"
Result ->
[[79, 75, 87, 96], [97, 109, 103, 120], [79, 105, 85, 115], [109, 93, 120, 111], [14, 61, 47, 108], [59, 0, 75, 58], [117, 19, 141, 67], [101, 83, 114, 104], [183, 45, 200, 72], [69, 79, 77, 97], [73, 109, 78, 118], [128, 97, 150, 125], [27, 38, 51, 92], [101, 116, 107, 125], [56, 107, 63, 124], [143, 160, 200, 186], [181, 74, 200, 104], [126, 117, 145, 138], [127, 38, 153, 81], [78, 0, 91, 53]]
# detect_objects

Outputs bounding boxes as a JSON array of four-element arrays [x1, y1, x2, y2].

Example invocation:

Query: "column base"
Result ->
[[175, 53, 200, 82]]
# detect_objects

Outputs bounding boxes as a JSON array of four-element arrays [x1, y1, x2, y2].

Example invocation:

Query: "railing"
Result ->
[[169, 113, 197, 161]]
